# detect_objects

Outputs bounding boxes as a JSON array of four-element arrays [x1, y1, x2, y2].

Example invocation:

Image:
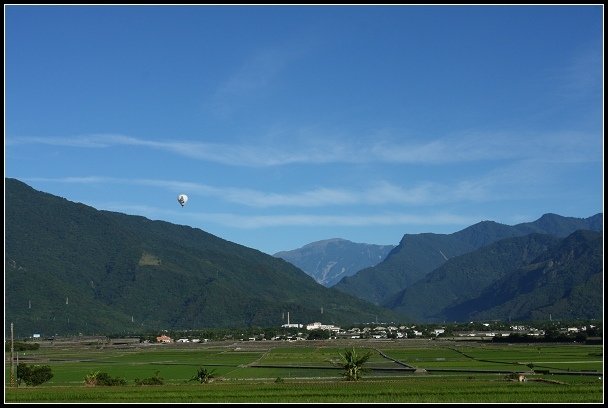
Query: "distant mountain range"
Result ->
[[274, 239, 394, 287], [383, 229, 603, 322], [5, 178, 603, 336], [5, 178, 400, 337], [276, 213, 603, 323], [332, 213, 603, 308]]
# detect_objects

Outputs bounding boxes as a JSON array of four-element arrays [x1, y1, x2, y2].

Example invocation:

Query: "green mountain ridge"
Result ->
[[5, 178, 401, 337], [333, 213, 603, 306], [384, 229, 602, 323], [443, 229, 603, 322]]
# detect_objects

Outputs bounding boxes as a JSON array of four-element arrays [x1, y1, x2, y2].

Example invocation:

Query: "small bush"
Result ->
[[84, 371, 126, 386], [135, 371, 164, 385], [6, 342, 40, 352], [16, 363, 53, 386]]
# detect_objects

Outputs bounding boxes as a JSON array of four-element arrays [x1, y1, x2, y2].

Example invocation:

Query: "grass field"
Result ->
[[5, 339, 604, 403]]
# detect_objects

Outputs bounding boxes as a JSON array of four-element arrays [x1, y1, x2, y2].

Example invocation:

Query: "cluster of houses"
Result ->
[[155, 334, 208, 343], [154, 322, 598, 343], [280, 321, 539, 340], [280, 322, 414, 338]]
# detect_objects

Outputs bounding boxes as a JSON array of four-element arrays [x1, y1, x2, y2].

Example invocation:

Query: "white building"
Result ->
[[306, 322, 341, 332]]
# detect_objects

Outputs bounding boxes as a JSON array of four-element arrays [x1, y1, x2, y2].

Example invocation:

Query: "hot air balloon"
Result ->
[[177, 194, 188, 207]]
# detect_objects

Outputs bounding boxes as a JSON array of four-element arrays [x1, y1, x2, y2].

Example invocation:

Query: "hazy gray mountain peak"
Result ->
[[274, 238, 395, 287]]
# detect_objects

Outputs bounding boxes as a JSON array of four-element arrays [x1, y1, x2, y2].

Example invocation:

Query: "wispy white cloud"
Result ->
[[548, 46, 603, 101], [187, 211, 483, 229], [204, 47, 296, 118], [22, 176, 500, 208], [8, 128, 600, 167], [93, 199, 484, 229], [372, 130, 601, 164]]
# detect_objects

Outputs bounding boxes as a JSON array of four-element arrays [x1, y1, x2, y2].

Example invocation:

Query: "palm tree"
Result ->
[[189, 367, 216, 384], [336, 347, 372, 381]]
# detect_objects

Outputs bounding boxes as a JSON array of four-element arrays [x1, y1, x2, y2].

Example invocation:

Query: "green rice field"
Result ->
[[5, 339, 604, 403]]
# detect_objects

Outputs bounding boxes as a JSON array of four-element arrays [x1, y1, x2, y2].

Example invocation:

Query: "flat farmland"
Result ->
[[5, 339, 603, 403]]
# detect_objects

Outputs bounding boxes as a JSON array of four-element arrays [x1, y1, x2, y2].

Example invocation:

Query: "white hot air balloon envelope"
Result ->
[[177, 194, 188, 207]]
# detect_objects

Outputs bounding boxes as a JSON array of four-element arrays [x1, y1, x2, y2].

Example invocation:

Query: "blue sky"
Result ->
[[5, 5, 604, 255]]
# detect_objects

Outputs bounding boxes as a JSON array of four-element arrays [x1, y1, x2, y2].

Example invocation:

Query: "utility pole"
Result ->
[[10, 322, 15, 387]]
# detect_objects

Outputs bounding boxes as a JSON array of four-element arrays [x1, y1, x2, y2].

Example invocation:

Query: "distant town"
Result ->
[[145, 320, 601, 344], [20, 319, 600, 347]]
